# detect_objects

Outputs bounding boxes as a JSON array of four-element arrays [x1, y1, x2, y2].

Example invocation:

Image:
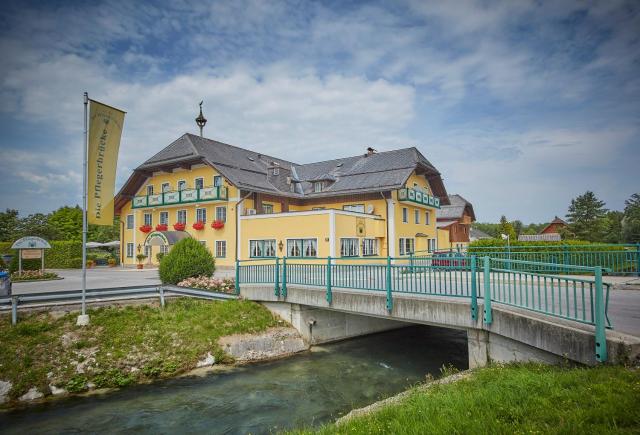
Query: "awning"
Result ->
[[144, 231, 191, 246], [86, 241, 121, 248]]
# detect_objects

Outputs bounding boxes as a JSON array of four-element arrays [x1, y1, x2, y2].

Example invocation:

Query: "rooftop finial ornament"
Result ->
[[195, 100, 207, 137]]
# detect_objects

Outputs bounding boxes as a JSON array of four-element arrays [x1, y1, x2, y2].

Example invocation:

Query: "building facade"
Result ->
[[436, 194, 476, 251], [114, 134, 450, 268]]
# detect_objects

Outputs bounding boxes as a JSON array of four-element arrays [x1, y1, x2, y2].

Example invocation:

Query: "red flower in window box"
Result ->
[[173, 222, 186, 231], [139, 225, 152, 233], [192, 221, 205, 230], [211, 220, 224, 230], [155, 224, 168, 231]]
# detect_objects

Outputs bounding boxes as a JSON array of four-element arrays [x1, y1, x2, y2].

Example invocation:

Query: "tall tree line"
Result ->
[[0, 206, 119, 243]]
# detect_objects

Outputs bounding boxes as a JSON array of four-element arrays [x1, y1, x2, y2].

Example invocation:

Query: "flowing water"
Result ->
[[0, 326, 468, 434]]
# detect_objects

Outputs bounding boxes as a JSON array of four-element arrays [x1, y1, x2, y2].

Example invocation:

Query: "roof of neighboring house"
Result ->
[[470, 227, 492, 240], [539, 216, 568, 234], [115, 133, 450, 212], [436, 194, 476, 221], [518, 233, 562, 242]]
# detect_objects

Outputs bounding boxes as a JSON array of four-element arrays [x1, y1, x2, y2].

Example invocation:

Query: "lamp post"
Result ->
[[195, 101, 207, 137]]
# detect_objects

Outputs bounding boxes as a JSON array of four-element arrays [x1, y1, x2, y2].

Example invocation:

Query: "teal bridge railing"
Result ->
[[235, 255, 611, 363]]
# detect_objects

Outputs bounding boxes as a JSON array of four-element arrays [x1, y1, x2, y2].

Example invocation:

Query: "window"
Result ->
[[340, 238, 359, 257], [160, 245, 169, 254], [144, 213, 152, 226], [399, 238, 415, 256], [428, 239, 436, 253], [159, 211, 168, 225], [215, 241, 226, 258], [250, 240, 276, 258], [126, 214, 134, 229], [402, 207, 408, 223], [195, 177, 204, 189], [213, 175, 222, 187], [425, 211, 430, 225], [146, 185, 153, 196], [161, 182, 171, 193], [287, 239, 317, 257], [314, 182, 323, 193], [196, 208, 207, 223], [414, 209, 420, 224], [126, 243, 134, 258], [263, 203, 273, 214], [362, 239, 378, 256], [177, 180, 186, 191], [216, 206, 227, 222], [177, 210, 187, 224], [343, 204, 365, 213], [144, 245, 151, 258]]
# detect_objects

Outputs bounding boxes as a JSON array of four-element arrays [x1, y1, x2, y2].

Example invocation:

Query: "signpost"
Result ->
[[11, 236, 51, 276]]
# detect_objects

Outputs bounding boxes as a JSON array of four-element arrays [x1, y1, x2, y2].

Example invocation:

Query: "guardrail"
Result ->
[[0, 285, 236, 325], [237, 255, 611, 362]]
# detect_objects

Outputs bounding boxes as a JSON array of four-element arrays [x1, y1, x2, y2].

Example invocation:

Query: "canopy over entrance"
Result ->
[[144, 231, 191, 246]]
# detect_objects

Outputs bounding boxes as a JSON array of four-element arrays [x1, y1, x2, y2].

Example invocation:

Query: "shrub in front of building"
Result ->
[[159, 238, 215, 284]]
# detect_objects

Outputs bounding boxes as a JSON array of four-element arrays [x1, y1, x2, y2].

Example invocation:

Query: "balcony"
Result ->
[[132, 186, 228, 209], [397, 187, 440, 209]]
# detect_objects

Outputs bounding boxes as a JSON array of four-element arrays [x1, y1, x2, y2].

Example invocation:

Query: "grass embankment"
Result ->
[[0, 299, 279, 402], [297, 364, 640, 434]]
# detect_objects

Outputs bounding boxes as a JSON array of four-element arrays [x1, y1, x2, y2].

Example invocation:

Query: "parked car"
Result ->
[[0, 269, 11, 297], [431, 251, 468, 268]]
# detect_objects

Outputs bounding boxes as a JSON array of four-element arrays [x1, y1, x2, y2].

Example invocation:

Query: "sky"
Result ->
[[0, 0, 638, 223]]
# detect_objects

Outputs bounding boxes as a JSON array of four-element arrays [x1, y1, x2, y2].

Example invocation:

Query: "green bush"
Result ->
[[159, 238, 215, 284], [68, 257, 84, 268], [3, 240, 83, 271]]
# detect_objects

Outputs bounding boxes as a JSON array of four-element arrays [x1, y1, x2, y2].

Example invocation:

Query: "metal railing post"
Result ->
[[282, 257, 287, 298], [483, 256, 492, 325], [274, 257, 280, 296], [11, 296, 18, 325], [409, 252, 414, 274], [470, 256, 478, 320], [594, 266, 607, 363], [386, 256, 393, 312], [235, 259, 241, 295], [159, 286, 165, 308], [326, 256, 332, 305]]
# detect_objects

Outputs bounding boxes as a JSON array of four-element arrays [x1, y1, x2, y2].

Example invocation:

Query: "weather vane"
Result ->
[[195, 100, 207, 137]]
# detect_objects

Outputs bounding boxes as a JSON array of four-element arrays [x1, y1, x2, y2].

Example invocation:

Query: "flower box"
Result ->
[[173, 222, 186, 231], [139, 225, 152, 233], [211, 220, 224, 230], [155, 224, 168, 231], [192, 221, 205, 230]]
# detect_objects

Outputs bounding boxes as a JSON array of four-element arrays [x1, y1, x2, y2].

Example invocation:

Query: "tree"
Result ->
[[565, 191, 608, 242], [498, 215, 517, 241], [48, 206, 82, 241], [15, 213, 59, 240], [0, 209, 20, 241], [513, 220, 523, 237], [603, 211, 623, 243], [88, 216, 120, 243], [622, 193, 640, 243]]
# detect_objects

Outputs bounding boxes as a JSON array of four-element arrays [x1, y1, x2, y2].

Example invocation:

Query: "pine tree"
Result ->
[[622, 193, 640, 243], [498, 215, 517, 241], [565, 191, 608, 242]]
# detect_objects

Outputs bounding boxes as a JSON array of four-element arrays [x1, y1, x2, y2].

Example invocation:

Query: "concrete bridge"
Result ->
[[237, 257, 640, 367]]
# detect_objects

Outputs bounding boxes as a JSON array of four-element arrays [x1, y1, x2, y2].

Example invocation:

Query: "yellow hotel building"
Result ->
[[114, 133, 452, 269]]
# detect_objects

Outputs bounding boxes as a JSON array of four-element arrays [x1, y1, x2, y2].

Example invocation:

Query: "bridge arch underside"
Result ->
[[240, 285, 638, 367]]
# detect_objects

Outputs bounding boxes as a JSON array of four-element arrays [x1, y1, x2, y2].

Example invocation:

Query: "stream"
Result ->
[[0, 325, 468, 434]]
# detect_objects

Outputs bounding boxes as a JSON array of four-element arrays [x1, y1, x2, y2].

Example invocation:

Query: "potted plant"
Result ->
[[136, 253, 147, 269], [173, 222, 186, 231], [211, 220, 224, 230], [155, 223, 168, 231], [107, 257, 117, 267], [139, 224, 152, 233], [192, 221, 205, 230]]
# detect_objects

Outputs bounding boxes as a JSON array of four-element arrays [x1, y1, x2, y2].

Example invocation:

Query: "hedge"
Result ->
[[159, 238, 215, 284], [468, 239, 633, 252], [0, 240, 83, 271]]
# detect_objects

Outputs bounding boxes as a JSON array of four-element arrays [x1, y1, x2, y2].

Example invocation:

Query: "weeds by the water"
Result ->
[[294, 363, 640, 434], [0, 299, 279, 402]]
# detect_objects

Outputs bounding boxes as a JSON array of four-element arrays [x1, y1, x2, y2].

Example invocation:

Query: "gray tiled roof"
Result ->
[[437, 194, 475, 221], [124, 133, 448, 200]]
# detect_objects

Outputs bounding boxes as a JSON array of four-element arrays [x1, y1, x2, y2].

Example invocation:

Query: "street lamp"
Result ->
[[195, 101, 207, 137]]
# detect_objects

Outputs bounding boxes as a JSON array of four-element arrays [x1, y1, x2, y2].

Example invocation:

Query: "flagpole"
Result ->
[[77, 92, 90, 326]]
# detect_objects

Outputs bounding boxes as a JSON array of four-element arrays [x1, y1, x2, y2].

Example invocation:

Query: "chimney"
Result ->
[[366, 147, 376, 156]]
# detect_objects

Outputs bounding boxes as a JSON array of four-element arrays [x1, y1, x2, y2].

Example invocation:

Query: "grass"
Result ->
[[0, 298, 279, 402], [295, 364, 640, 434]]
